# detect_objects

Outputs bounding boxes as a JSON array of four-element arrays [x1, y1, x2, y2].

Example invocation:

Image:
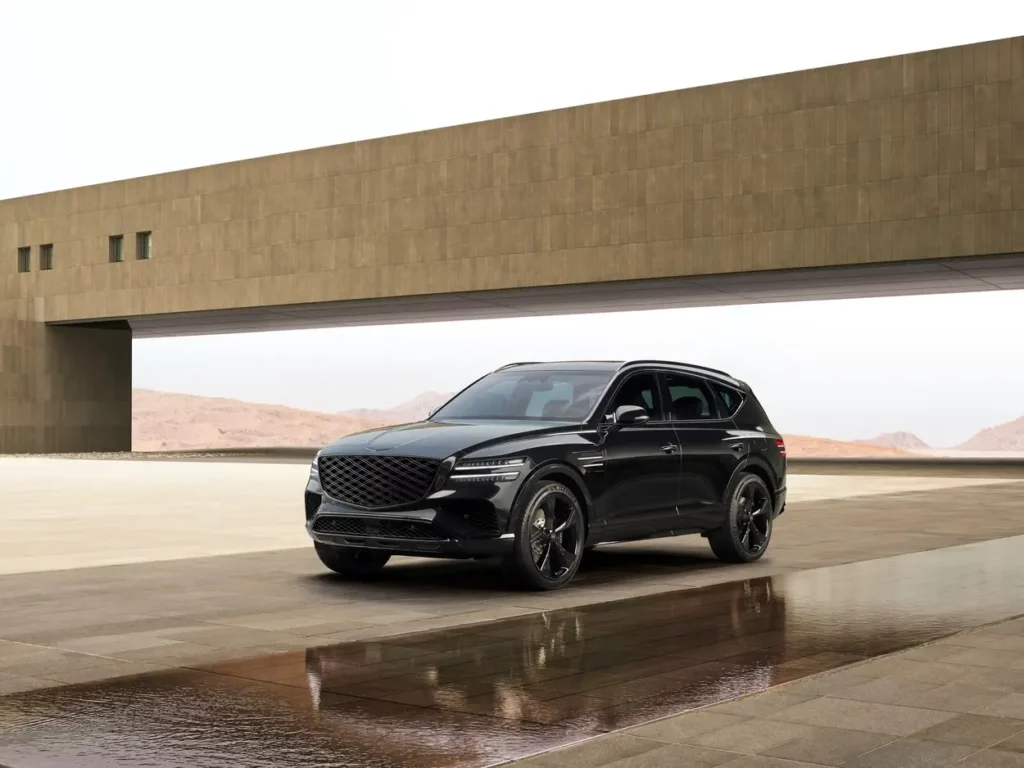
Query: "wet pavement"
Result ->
[[2, 535, 1024, 767], [4, 480, 1023, 693]]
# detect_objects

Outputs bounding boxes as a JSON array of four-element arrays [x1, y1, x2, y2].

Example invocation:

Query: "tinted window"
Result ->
[[524, 380, 576, 417], [607, 372, 661, 420], [109, 235, 124, 263], [137, 231, 152, 260], [712, 383, 744, 418], [433, 370, 612, 421], [664, 373, 715, 421]]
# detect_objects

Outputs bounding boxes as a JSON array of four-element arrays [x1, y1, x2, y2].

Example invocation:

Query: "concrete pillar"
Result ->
[[0, 315, 131, 454]]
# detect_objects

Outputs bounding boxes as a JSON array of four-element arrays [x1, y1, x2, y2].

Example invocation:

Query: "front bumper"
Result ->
[[304, 475, 518, 559], [307, 525, 514, 558]]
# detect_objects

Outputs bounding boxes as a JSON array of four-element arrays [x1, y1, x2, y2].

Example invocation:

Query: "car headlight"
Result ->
[[310, 453, 320, 478], [450, 457, 526, 483]]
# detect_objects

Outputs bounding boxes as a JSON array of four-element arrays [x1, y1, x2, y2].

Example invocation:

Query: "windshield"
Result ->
[[432, 370, 613, 422]]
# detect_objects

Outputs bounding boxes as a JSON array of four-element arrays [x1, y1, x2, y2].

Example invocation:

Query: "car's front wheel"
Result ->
[[314, 543, 391, 577], [708, 472, 774, 563], [504, 480, 586, 590]]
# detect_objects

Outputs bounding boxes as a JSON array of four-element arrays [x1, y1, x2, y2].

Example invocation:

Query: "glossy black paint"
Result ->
[[305, 360, 786, 560]]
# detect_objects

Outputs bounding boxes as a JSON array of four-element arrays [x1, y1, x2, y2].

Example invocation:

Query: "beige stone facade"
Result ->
[[1, 36, 1022, 452]]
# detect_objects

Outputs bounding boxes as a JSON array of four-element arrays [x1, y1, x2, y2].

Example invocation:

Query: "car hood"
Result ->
[[321, 419, 574, 460]]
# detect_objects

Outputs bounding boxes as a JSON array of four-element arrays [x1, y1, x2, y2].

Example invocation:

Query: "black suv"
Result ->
[[304, 360, 787, 590]]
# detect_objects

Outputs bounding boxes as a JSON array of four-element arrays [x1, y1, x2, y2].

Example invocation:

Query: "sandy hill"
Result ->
[[857, 431, 930, 451], [957, 415, 1024, 452], [339, 391, 453, 424], [132, 390, 388, 451], [783, 435, 912, 458], [133, 389, 920, 457]]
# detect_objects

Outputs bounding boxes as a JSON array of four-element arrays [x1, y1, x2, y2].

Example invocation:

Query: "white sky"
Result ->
[[2, 1, 1022, 447]]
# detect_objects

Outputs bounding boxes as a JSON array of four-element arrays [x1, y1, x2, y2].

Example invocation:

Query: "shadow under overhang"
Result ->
[[49, 253, 1024, 338]]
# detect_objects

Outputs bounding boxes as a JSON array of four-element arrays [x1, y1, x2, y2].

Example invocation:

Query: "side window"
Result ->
[[664, 373, 716, 421], [712, 383, 744, 418], [607, 372, 661, 420]]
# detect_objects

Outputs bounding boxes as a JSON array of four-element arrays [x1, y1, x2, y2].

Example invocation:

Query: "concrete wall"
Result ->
[[3, 36, 1023, 323], [0, 321, 131, 453], [0, 35, 1022, 451]]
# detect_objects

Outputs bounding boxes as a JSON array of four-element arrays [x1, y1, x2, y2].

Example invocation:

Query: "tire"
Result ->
[[708, 472, 774, 563], [314, 543, 391, 577], [503, 480, 586, 591]]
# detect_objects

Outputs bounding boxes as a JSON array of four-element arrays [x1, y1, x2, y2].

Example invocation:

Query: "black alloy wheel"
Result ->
[[505, 480, 586, 590], [708, 472, 774, 563]]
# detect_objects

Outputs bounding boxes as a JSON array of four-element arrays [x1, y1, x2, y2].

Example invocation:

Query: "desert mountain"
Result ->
[[783, 434, 913, 458], [857, 431, 929, 451], [339, 391, 454, 424], [132, 390, 389, 451], [133, 388, 920, 457], [956, 415, 1024, 452]]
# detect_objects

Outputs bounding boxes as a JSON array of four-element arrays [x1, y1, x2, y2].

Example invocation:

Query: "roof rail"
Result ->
[[618, 359, 735, 378], [495, 361, 542, 371], [495, 360, 623, 371]]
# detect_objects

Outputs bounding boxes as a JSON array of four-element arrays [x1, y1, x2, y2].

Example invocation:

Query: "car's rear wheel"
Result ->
[[314, 543, 391, 577], [708, 473, 773, 563], [504, 480, 586, 590]]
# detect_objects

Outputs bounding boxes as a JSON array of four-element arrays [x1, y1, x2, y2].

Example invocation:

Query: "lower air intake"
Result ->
[[312, 516, 446, 540]]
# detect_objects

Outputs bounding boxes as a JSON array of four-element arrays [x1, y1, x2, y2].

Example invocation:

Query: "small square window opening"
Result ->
[[109, 235, 124, 263], [136, 231, 152, 260]]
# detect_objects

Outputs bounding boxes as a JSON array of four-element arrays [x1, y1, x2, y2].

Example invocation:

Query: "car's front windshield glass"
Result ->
[[432, 370, 613, 422]]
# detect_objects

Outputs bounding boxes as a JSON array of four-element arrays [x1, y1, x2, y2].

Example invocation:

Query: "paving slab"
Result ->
[[3, 535, 1024, 766], [1, 456, 1018, 575], [507, 614, 1024, 767], [1, 479, 1023, 690]]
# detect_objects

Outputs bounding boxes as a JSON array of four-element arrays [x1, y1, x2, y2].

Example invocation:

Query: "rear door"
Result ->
[[660, 371, 746, 531]]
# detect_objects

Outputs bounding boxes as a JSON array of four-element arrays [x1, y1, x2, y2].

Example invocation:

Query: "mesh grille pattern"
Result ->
[[460, 508, 501, 536], [304, 491, 322, 520], [311, 516, 445, 540], [318, 455, 440, 508]]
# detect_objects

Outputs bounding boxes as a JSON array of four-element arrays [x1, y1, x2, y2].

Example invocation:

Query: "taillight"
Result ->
[[775, 439, 786, 458]]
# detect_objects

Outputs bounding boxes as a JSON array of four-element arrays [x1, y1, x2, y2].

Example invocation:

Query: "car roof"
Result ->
[[495, 360, 745, 387], [494, 361, 624, 372]]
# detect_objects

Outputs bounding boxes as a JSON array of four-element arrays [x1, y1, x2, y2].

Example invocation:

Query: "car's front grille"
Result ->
[[304, 491, 322, 520], [311, 516, 446, 540], [317, 455, 440, 508]]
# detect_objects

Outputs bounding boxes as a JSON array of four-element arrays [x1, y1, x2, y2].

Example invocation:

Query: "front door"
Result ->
[[598, 371, 681, 538]]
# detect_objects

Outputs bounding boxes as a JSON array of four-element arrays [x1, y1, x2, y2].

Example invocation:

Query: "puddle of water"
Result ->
[[2, 536, 1024, 767]]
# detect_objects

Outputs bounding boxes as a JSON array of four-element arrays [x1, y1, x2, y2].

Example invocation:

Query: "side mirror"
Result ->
[[612, 404, 650, 426]]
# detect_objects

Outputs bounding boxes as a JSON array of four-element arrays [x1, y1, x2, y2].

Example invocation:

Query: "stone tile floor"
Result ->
[[2, 534, 1024, 767], [506, 616, 1024, 767], [1, 481, 1023, 696]]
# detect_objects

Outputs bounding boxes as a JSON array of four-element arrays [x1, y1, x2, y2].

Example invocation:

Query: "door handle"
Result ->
[[729, 443, 746, 453], [661, 443, 678, 454]]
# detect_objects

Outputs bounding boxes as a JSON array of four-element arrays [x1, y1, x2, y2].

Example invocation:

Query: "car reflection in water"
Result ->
[[304, 578, 788, 733], [5, 537, 1024, 768]]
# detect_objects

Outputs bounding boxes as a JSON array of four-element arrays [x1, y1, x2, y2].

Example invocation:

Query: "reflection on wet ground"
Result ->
[[2, 535, 1024, 767]]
